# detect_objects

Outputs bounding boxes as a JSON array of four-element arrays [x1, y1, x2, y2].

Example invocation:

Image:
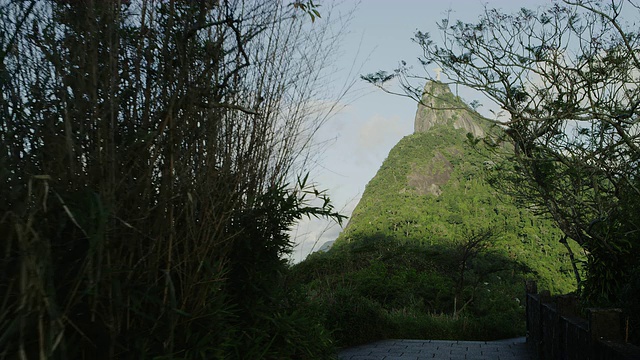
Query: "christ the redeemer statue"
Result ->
[[433, 67, 442, 81]]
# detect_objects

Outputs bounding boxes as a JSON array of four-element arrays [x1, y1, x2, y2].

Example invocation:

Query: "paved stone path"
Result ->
[[338, 337, 536, 360]]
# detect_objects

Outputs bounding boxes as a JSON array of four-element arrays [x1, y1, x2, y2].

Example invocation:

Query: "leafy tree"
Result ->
[[365, 0, 640, 305], [453, 228, 495, 318]]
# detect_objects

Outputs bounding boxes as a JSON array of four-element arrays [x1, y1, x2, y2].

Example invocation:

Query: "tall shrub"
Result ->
[[0, 0, 345, 358]]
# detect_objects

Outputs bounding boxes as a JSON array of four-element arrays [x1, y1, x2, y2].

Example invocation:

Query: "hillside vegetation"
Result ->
[[290, 84, 580, 347], [366, 1, 640, 344]]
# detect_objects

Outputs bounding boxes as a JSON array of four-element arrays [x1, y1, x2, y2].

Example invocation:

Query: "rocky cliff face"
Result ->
[[414, 81, 485, 138]]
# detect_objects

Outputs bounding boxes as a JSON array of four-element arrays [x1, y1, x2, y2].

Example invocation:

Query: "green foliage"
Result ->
[[393, 0, 640, 313], [291, 234, 530, 346], [339, 126, 576, 292], [323, 288, 391, 346], [1, 174, 341, 359], [291, 121, 579, 347], [291, 0, 322, 22], [222, 176, 344, 359]]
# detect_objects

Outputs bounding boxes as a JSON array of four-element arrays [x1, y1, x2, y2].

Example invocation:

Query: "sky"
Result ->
[[289, 0, 550, 262]]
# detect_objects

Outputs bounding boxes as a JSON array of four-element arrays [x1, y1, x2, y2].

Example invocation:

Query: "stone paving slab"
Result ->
[[338, 337, 536, 360]]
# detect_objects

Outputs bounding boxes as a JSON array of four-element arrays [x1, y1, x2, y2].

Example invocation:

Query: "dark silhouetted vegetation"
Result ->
[[0, 0, 346, 358]]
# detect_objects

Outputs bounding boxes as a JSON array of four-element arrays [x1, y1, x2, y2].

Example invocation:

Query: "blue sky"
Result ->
[[290, 0, 551, 262]]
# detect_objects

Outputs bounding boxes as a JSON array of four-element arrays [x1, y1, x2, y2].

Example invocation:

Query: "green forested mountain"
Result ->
[[290, 81, 580, 347], [337, 115, 576, 293]]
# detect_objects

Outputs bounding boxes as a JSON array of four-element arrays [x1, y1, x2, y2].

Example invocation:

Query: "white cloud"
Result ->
[[358, 114, 409, 150]]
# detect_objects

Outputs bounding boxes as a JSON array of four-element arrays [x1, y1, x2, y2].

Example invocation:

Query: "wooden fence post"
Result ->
[[589, 308, 623, 342]]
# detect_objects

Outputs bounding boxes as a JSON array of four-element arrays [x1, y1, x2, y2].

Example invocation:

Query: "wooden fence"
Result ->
[[525, 281, 640, 360]]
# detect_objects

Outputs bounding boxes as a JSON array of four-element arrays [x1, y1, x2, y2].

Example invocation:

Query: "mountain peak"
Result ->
[[414, 81, 485, 138]]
